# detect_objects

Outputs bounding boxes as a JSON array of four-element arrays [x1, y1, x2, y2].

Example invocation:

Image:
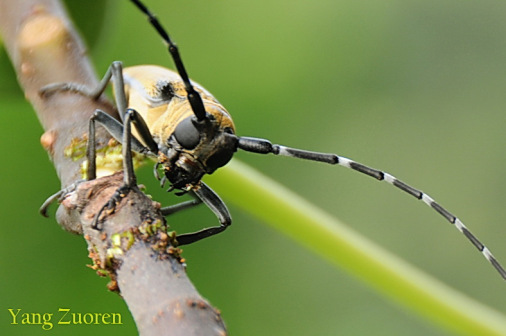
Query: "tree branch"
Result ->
[[0, 0, 226, 334]]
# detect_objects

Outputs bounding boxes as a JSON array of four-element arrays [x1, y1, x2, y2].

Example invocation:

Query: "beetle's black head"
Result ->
[[160, 114, 238, 190]]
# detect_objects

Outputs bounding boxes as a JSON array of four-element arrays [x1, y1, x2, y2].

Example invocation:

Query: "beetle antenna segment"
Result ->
[[129, 0, 207, 122], [237, 136, 506, 280]]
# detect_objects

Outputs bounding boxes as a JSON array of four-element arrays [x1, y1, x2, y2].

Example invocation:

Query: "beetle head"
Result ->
[[160, 113, 238, 190]]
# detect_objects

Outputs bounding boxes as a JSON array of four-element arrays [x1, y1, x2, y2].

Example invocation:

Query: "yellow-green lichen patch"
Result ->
[[134, 218, 185, 263], [106, 230, 136, 261], [138, 218, 165, 237], [86, 243, 115, 282], [64, 136, 152, 179], [64, 135, 88, 160], [87, 222, 186, 292]]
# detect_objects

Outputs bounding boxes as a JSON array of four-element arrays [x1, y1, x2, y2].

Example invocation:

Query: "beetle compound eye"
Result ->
[[206, 149, 235, 172], [174, 116, 201, 149], [206, 133, 237, 172]]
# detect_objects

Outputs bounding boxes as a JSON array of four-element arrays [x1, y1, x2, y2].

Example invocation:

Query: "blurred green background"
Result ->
[[2, 0, 506, 335]]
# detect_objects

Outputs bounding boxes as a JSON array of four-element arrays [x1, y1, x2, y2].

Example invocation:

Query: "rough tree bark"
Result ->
[[0, 0, 227, 335]]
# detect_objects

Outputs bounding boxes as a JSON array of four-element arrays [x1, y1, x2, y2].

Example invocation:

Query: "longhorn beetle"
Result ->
[[40, 0, 506, 279]]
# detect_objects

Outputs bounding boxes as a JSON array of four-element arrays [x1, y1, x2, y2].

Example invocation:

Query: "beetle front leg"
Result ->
[[39, 181, 84, 217], [161, 197, 203, 216], [91, 108, 139, 229], [175, 182, 231, 245], [38, 109, 124, 215]]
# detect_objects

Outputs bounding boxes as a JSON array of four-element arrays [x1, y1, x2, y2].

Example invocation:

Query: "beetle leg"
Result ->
[[39, 61, 133, 122], [38, 108, 131, 215], [39, 181, 85, 217], [90, 109, 155, 155], [160, 197, 202, 216], [86, 112, 98, 180], [91, 108, 139, 229], [124, 109, 159, 153], [175, 182, 231, 245], [39, 61, 118, 100], [91, 183, 132, 230], [120, 109, 138, 187], [40, 82, 98, 98]]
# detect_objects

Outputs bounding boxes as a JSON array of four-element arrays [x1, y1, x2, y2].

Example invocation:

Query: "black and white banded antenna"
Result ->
[[129, 0, 207, 122], [236, 137, 506, 280]]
